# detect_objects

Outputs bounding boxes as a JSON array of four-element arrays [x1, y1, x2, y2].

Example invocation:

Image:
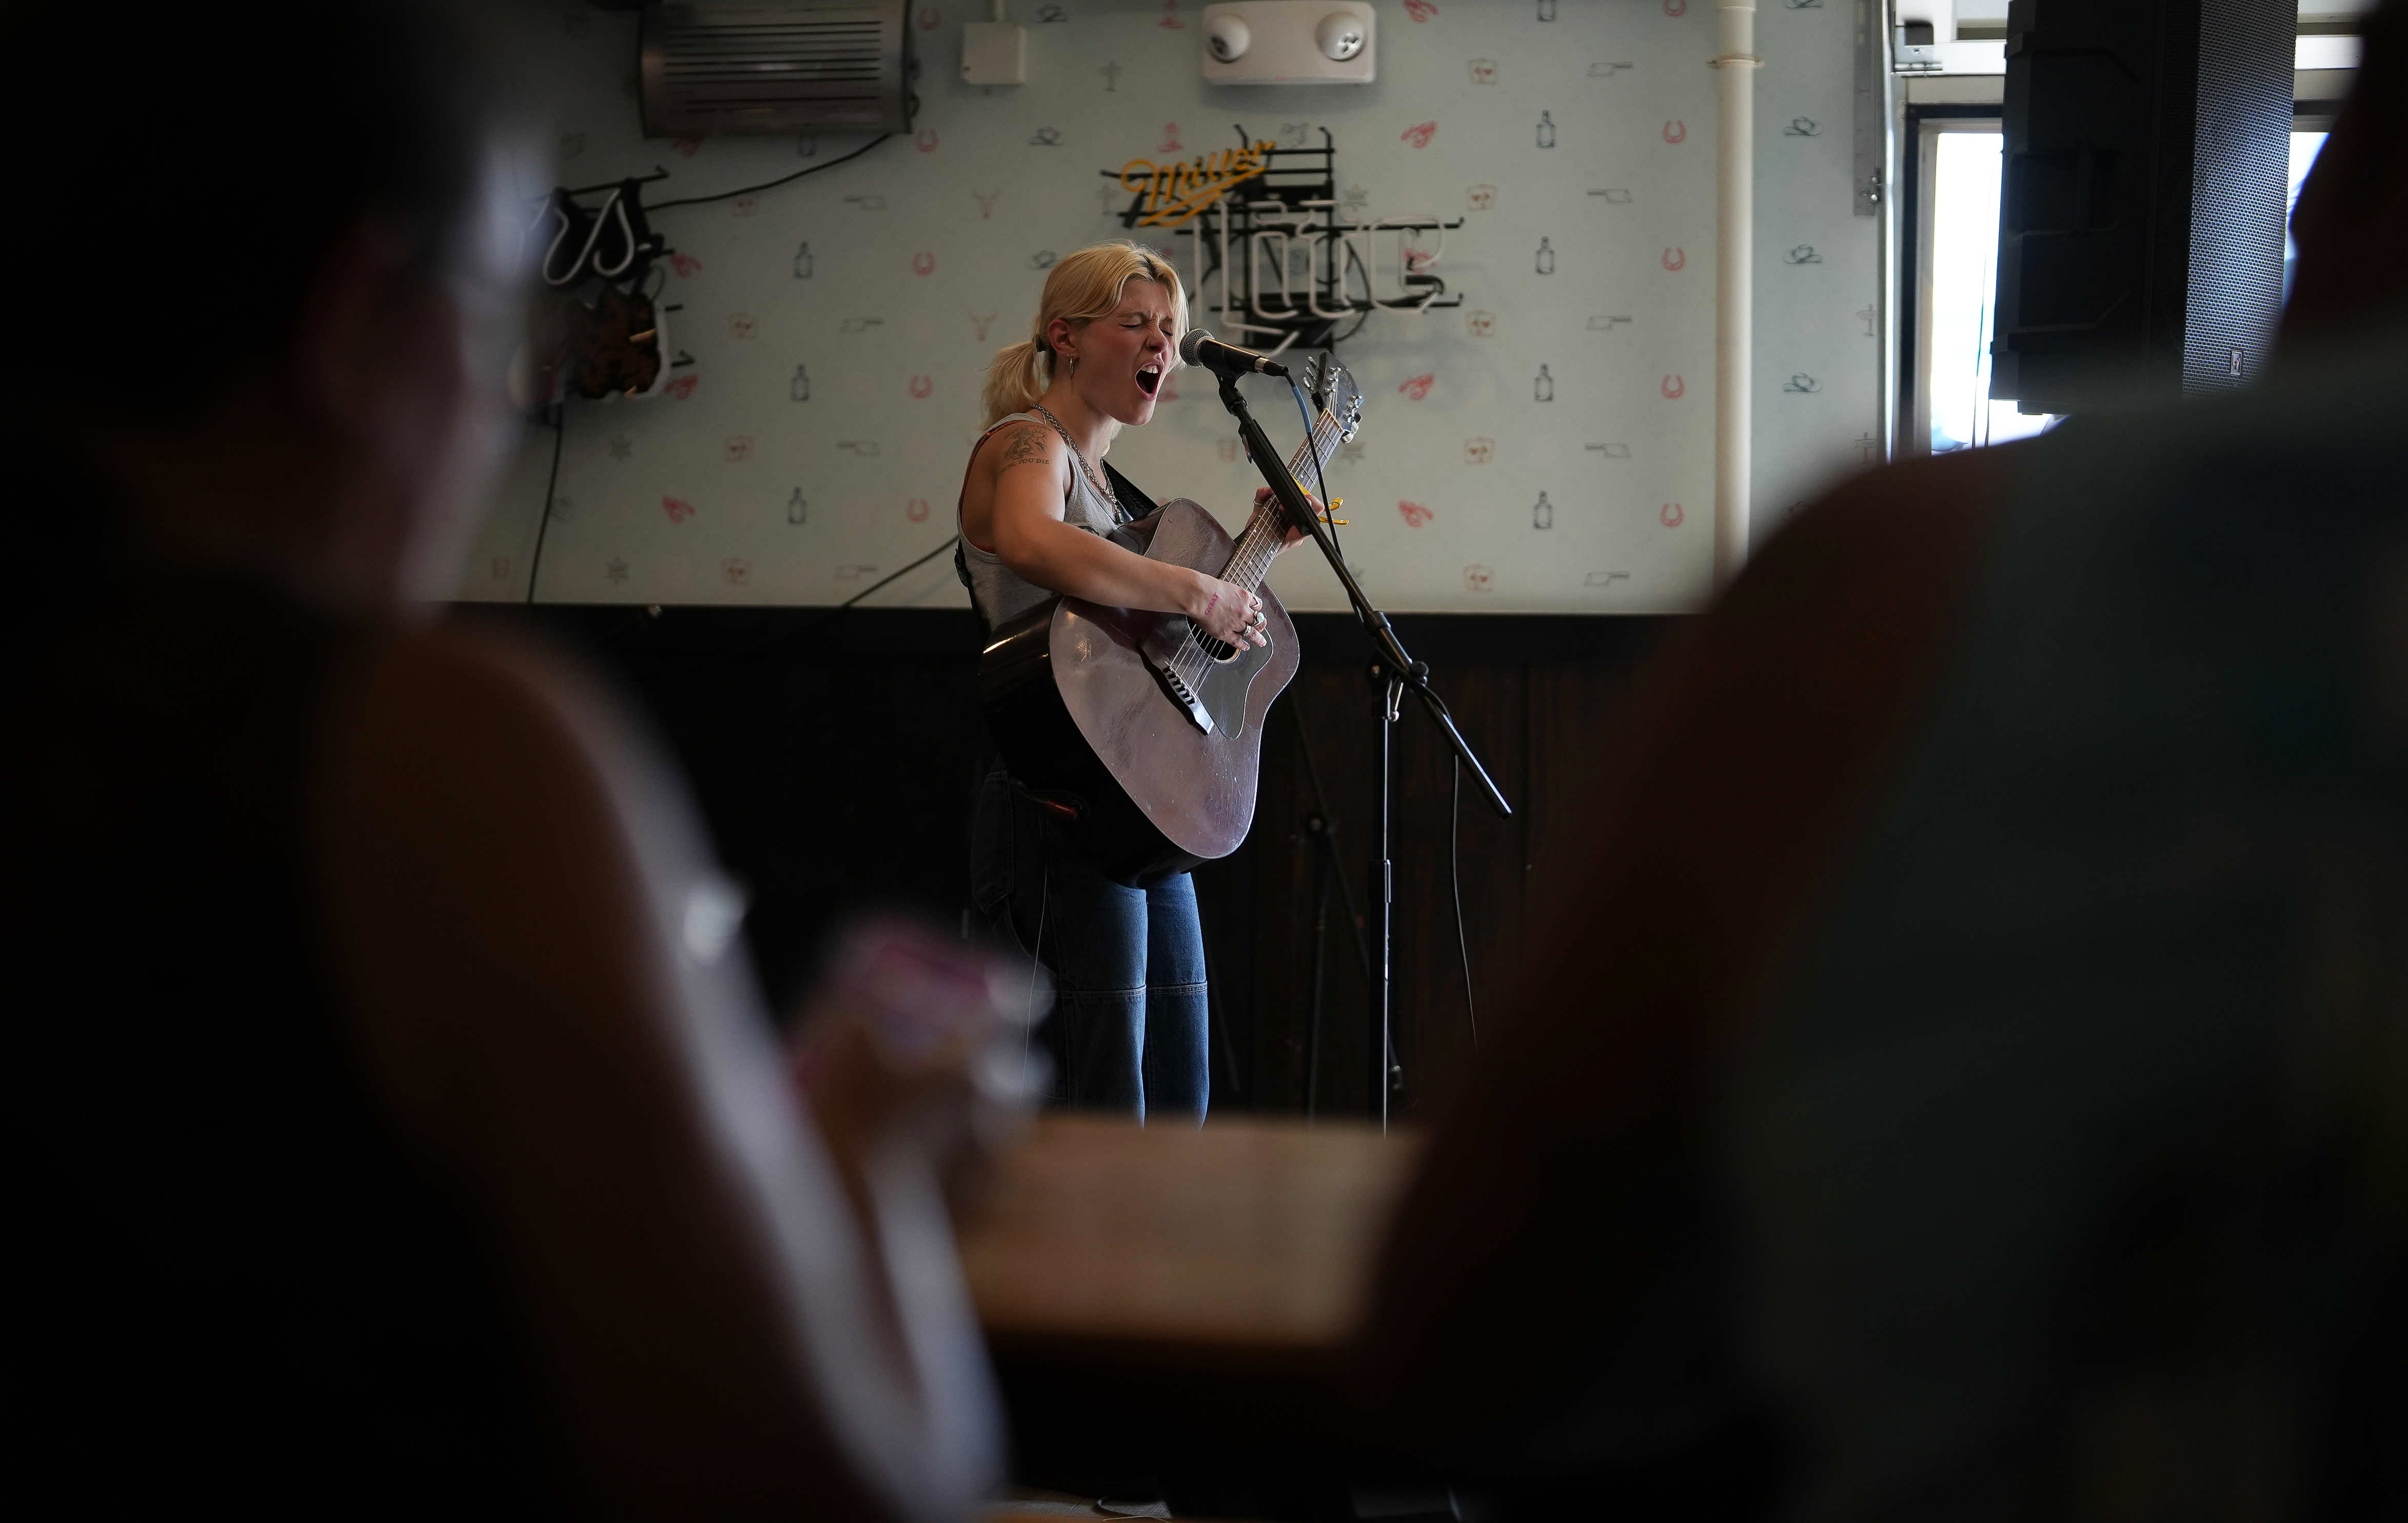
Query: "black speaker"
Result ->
[[1992, 0, 2295, 413]]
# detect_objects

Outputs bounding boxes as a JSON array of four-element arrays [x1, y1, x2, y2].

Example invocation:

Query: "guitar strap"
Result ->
[[1102, 462, 1158, 523]]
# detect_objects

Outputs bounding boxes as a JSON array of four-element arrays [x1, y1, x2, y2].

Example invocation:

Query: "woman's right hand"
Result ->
[[1188, 573, 1268, 648]]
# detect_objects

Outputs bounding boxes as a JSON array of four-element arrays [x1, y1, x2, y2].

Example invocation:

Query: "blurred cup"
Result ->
[[793, 917, 1052, 1213]]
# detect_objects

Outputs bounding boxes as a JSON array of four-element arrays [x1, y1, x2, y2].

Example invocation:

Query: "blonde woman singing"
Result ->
[[958, 241, 1294, 1121]]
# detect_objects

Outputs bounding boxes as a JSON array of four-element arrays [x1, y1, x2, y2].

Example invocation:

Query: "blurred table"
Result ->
[[960, 1114, 1423, 1364]]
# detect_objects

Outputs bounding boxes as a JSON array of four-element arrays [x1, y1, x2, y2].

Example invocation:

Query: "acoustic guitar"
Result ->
[[978, 356, 1364, 886]]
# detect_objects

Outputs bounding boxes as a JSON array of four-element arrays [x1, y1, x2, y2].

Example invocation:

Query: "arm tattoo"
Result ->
[[994, 423, 1054, 472]]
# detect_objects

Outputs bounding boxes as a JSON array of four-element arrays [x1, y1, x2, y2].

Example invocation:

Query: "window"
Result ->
[[1919, 126, 2055, 454], [2285, 128, 2328, 297]]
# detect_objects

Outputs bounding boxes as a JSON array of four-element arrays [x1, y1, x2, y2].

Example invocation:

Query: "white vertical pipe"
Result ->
[[1875, 10, 1901, 463], [1714, 1, 1759, 587]]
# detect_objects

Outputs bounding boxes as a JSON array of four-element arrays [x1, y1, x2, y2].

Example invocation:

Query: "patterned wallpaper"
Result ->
[[459, 0, 1878, 614]]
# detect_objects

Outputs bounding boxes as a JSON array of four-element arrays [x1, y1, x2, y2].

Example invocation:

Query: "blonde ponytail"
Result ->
[[980, 336, 1053, 427], [980, 241, 1188, 427]]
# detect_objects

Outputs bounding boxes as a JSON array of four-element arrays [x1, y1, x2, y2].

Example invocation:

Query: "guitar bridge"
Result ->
[[1148, 655, 1216, 735]]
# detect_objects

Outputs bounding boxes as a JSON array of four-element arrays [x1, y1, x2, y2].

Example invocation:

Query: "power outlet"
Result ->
[[962, 21, 1025, 85]]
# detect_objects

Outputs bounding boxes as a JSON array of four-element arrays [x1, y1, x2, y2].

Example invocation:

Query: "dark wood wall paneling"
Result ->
[[473, 605, 1676, 1121]]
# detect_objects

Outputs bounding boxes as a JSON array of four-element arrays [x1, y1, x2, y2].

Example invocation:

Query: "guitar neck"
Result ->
[[1220, 409, 1343, 592]]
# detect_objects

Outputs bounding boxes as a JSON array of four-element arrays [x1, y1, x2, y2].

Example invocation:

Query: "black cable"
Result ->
[[1202, 932, 1244, 1100], [816, 537, 956, 617], [1289, 375, 1344, 559], [645, 134, 892, 212], [1022, 866, 1049, 1076], [623, 537, 956, 660], [525, 402, 565, 603], [1289, 700, 1372, 983], [1451, 755, 1478, 1048]]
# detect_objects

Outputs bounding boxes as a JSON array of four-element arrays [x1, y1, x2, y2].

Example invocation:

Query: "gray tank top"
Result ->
[[957, 410, 1126, 628]]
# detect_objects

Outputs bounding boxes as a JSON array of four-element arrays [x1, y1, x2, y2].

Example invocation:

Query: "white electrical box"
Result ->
[[961, 21, 1026, 85], [1200, 2, 1375, 86]]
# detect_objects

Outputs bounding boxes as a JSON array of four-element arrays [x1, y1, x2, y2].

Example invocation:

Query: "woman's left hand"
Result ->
[[1256, 486, 1310, 548]]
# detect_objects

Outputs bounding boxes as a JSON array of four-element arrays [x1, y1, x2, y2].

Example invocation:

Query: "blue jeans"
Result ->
[[971, 760, 1210, 1123]]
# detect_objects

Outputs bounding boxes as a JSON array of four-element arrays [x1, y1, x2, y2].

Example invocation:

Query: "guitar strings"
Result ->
[[1170, 411, 1339, 688], [1172, 407, 1332, 686], [1175, 432, 1314, 687]]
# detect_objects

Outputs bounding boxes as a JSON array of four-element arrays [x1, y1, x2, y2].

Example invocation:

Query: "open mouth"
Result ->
[[1136, 361, 1162, 397]]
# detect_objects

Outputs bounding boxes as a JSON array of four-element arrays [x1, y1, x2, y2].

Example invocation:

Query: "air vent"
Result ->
[[641, 2, 912, 136]]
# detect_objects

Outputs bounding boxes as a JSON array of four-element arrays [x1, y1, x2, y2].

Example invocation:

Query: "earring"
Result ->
[[1068, 355, 1077, 378]]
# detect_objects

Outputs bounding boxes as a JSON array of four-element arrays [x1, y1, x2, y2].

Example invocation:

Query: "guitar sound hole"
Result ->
[[1188, 619, 1240, 663]]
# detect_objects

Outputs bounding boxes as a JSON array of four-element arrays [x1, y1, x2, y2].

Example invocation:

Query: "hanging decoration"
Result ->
[[1108, 126, 1467, 354], [510, 170, 686, 411], [1113, 138, 1276, 229]]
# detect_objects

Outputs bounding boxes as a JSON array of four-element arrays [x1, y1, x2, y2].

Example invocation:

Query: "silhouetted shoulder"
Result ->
[[310, 618, 709, 1061], [327, 621, 647, 842], [1743, 441, 2031, 612]]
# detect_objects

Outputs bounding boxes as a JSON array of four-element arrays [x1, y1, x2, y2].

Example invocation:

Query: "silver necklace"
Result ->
[[1031, 404, 1122, 519]]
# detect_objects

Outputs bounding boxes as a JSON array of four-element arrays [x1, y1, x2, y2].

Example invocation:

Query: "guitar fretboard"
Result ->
[[1217, 409, 1343, 594]]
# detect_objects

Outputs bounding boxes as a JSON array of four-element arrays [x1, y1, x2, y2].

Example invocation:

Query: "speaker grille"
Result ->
[[641, 2, 911, 135], [2182, 0, 2293, 394]]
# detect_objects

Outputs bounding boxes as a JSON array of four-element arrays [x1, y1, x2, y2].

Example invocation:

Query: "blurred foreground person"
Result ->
[[1, 4, 1026, 1515], [1361, 13, 2408, 1519]]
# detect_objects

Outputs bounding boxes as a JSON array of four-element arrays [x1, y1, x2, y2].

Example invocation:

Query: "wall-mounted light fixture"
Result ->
[[1206, 12, 1251, 62], [1199, 2, 1375, 85]]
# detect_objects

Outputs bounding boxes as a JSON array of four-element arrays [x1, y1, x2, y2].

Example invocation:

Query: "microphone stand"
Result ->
[[1211, 368, 1512, 1131]]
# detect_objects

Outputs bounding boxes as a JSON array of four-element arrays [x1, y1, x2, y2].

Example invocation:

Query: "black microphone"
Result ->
[[1178, 328, 1291, 379]]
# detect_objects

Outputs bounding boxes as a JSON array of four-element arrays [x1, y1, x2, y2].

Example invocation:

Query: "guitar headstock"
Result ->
[[1299, 353, 1366, 442]]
